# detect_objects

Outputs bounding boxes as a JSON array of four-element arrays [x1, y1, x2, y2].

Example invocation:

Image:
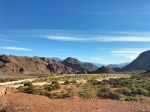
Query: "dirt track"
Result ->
[[0, 92, 150, 112]]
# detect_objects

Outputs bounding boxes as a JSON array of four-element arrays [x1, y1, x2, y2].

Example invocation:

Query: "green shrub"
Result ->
[[125, 96, 139, 101], [136, 88, 149, 95], [44, 82, 60, 91], [109, 92, 126, 101], [24, 82, 33, 87], [97, 85, 112, 99], [116, 87, 132, 95], [78, 89, 97, 99]]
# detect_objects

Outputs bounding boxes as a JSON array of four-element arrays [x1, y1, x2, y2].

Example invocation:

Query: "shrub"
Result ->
[[109, 92, 126, 101], [125, 96, 139, 101], [97, 85, 112, 99], [136, 88, 149, 95], [44, 82, 60, 91], [24, 82, 33, 87], [116, 87, 132, 95], [78, 89, 97, 99], [64, 80, 70, 85]]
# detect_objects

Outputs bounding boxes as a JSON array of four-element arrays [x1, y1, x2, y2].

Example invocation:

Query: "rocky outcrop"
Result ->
[[0, 86, 12, 95]]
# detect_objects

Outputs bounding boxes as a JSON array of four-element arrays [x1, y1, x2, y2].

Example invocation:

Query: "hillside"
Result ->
[[92, 66, 115, 73], [62, 57, 98, 73], [47, 62, 76, 74], [0, 55, 75, 75], [122, 50, 150, 71], [0, 55, 99, 75], [0, 55, 50, 74]]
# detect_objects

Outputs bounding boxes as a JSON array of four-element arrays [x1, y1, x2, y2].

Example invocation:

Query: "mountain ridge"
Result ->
[[122, 50, 150, 71]]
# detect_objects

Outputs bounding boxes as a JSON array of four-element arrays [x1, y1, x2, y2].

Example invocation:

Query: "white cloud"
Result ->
[[45, 36, 150, 42], [90, 58, 104, 60], [1, 47, 33, 51], [111, 50, 140, 54], [1, 29, 150, 42], [0, 39, 19, 42], [45, 36, 87, 42], [113, 53, 138, 60], [111, 48, 150, 60]]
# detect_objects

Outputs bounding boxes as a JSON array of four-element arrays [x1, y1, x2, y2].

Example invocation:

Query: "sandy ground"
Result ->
[[0, 91, 150, 112], [0, 78, 36, 88]]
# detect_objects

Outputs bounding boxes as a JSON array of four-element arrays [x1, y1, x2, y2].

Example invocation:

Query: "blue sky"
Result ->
[[0, 0, 150, 64]]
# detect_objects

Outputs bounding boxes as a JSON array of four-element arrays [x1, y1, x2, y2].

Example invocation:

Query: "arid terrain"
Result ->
[[0, 91, 150, 112]]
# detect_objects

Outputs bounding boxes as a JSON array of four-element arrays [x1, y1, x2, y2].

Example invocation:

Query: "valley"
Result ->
[[0, 50, 150, 112]]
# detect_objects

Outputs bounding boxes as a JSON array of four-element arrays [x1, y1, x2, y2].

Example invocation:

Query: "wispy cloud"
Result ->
[[45, 36, 150, 42], [45, 36, 87, 42], [1, 47, 33, 51], [111, 48, 150, 59], [0, 39, 19, 42], [90, 58, 104, 60], [1, 29, 150, 42]]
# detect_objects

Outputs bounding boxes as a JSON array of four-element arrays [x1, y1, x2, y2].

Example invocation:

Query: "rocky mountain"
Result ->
[[92, 66, 115, 73], [122, 50, 150, 71], [38, 57, 61, 64], [0, 55, 75, 75], [62, 57, 98, 73], [107, 62, 130, 68], [47, 62, 76, 74], [0, 55, 50, 74]]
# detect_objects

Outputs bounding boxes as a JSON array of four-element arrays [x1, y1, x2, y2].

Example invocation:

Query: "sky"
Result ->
[[0, 0, 150, 64]]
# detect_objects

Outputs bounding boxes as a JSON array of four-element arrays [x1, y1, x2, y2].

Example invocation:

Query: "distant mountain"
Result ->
[[62, 57, 98, 73], [51, 57, 62, 62], [92, 66, 115, 73], [92, 63, 104, 67], [122, 50, 150, 71], [107, 62, 130, 68]]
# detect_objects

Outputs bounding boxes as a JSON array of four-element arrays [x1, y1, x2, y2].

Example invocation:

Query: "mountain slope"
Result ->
[[47, 62, 76, 74], [122, 50, 150, 71], [0, 55, 50, 74], [0, 55, 75, 75], [62, 57, 98, 72], [92, 66, 115, 73]]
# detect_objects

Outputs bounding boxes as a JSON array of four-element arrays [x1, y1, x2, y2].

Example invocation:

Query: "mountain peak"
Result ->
[[122, 50, 150, 71]]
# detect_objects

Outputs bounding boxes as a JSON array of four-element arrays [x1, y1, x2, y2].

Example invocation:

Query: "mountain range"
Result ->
[[0, 50, 150, 74], [107, 62, 130, 68]]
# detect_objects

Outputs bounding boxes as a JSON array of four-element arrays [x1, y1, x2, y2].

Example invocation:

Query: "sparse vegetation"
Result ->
[[16, 74, 150, 101]]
